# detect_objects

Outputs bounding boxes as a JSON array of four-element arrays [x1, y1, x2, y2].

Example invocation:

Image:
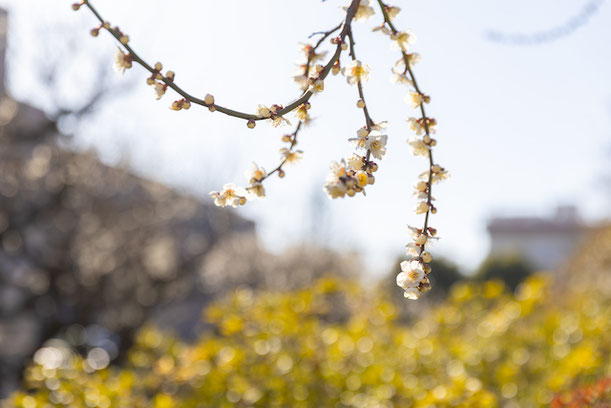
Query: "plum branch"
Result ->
[[72, 0, 450, 300]]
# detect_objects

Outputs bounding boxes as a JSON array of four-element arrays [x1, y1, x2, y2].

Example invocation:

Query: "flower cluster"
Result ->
[[324, 125, 385, 199], [208, 164, 270, 209]]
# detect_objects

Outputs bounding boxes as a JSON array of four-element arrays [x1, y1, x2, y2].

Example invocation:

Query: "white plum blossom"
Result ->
[[345, 0, 375, 21], [407, 91, 424, 109], [324, 159, 349, 198], [280, 148, 303, 165], [415, 201, 430, 214], [391, 31, 415, 51], [246, 162, 267, 184], [403, 287, 420, 300], [348, 127, 369, 149], [342, 60, 371, 85], [113, 48, 132, 73], [396, 260, 425, 299], [365, 131, 388, 160], [346, 154, 364, 171], [408, 137, 430, 157]]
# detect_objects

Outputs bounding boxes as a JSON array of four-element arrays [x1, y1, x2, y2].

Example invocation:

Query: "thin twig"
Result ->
[[346, 27, 375, 163]]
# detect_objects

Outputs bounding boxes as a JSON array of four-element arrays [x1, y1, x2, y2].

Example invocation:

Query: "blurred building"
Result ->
[[486, 206, 588, 271]]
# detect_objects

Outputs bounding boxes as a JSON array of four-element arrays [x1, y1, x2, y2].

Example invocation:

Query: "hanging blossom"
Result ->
[[342, 60, 371, 85], [391, 30, 415, 51], [113, 48, 132, 73]]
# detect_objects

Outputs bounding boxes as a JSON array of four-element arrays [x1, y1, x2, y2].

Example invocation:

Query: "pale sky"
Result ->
[[4, 0, 611, 275]]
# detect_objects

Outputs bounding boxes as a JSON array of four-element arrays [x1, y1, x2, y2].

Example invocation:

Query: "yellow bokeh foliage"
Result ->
[[10, 275, 611, 407]]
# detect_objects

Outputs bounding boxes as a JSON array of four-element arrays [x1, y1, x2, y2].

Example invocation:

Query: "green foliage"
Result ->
[[11, 275, 611, 407], [475, 255, 534, 290]]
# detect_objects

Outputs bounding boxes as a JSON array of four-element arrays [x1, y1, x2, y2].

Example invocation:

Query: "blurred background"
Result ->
[[0, 0, 610, 406]]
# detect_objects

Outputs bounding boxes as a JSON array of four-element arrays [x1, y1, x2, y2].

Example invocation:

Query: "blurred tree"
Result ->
[[475, 255, 534, 291]]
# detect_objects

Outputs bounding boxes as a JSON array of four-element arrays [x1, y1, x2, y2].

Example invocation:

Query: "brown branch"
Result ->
[[80, 0, 362, 122]]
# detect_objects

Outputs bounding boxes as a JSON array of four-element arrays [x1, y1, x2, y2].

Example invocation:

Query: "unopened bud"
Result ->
[[421, 252, 432, 263], [278, 169, 285, 178], [154, 62, 163, 71], [356, 99, 365, 109], [341, 42, 348, 51], [119, 35, 129, 45], [204, 94, 214, 105], [247, 120, 256, 129], [90, 28, 100, 37]]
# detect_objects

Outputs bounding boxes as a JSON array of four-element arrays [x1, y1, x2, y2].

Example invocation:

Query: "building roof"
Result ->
[[487, 206, 585, 234]]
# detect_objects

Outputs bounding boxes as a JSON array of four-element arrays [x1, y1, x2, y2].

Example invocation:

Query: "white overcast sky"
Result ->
[[3, 0, 611, 275]]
